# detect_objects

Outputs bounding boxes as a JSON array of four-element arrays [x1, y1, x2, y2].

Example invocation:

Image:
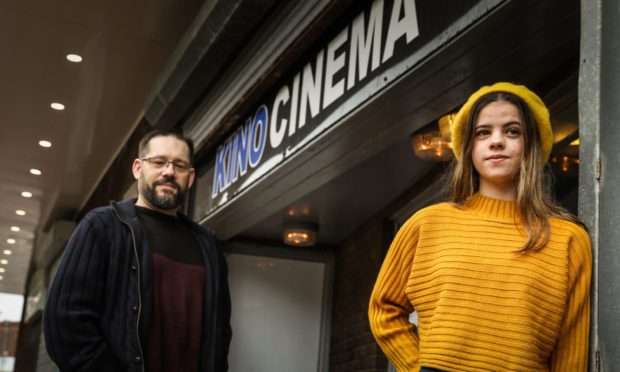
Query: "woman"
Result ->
[[368, 82, 591, 371]]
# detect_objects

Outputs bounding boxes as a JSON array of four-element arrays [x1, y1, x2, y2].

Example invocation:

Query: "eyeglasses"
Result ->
[[139, 157, 192, 174]]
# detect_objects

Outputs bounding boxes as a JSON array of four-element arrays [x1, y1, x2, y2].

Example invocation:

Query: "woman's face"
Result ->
[[471, 100, 525, 199]]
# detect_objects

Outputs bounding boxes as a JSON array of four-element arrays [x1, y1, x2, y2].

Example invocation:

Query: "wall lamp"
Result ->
[[282, 222, 318, 247], [411, 113, 456, 162]]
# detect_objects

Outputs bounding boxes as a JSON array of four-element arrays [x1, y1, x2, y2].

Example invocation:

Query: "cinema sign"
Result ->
[[204, 0, 492, 214]]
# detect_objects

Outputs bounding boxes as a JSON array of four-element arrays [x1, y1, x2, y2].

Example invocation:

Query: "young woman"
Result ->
[[369, 82, 591, 372]]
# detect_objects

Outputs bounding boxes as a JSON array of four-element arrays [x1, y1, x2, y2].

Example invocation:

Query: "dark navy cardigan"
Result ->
[[43, 199, 232, 372]]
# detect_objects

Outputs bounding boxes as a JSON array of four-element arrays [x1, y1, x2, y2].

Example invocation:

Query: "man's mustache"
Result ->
[[154, 178, 181, 190]]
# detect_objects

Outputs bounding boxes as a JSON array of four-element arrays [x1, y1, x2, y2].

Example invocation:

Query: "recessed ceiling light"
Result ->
[[51, 102, 65, 111], [0, 275, 3, 280], [30, 169, 42, 175], [7, 239, 16, 244], [0, 268, 5, 273], [39, 140, 52, 148], [10, 226, 20, 232], [16, 210, 26, 216], [66, 53, 83, 63], [21, 191, 33, 198], [3, 250, 12, 255], [0, 259, 7, 265]]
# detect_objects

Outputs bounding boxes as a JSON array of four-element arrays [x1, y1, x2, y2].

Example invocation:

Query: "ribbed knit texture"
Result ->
[[43, 199, 232, 372], [369, 194, 591, 372]]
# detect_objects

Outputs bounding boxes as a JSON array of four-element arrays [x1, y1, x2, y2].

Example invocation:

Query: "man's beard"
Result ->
[[140, 175, 187, 211]]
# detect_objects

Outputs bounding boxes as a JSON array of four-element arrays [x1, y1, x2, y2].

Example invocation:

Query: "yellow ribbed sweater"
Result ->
[[369, 194, 591, 372]]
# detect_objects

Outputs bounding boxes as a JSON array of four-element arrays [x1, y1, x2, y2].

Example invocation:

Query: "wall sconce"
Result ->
[[550, 137, 580, 176], [411, 113, 456, 162], [282, 222, 318, 247], [550, 155, 580, 176]]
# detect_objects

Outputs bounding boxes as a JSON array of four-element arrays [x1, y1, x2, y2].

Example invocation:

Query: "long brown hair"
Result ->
[[450, 92, 580, 251]]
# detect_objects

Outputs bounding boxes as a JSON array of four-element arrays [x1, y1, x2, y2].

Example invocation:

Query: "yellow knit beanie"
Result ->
[[451, 82, 553, 163]]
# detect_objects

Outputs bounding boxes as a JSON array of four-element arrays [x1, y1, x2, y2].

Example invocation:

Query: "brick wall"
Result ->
[[328, 166, 445, 371], [329, 215, 390, 372]]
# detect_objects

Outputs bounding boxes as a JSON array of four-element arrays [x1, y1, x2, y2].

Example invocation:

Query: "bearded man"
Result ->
[[44, 129, 231, 372]]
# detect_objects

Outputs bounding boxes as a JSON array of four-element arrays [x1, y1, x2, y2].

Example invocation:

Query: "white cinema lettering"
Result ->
[[212, 0, 420, 198], [270, 85, 290, 149], [270, 0, 419, 147], [299, 51, 324, 128], [323, 27, 349, 110], [383, 0, 419, 63], [348, 0, 384, 90]]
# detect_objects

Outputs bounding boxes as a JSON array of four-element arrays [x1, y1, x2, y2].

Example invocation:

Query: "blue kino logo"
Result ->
[[211, 106, 268, 198]]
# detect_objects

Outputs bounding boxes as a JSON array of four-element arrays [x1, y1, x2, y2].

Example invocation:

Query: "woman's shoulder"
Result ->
[[404, 201, 461, 225], [420, 201, 459, 214], [549, 218, 592, 272], [550, 217, 591, 247], [550, 216, 588, 234]]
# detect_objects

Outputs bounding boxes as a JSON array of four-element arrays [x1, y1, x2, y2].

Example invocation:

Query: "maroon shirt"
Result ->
[[136, 207, 205, 372]]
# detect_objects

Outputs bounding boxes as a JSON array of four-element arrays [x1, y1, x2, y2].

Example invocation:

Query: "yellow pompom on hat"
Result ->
[[451, 82, 553, 163]]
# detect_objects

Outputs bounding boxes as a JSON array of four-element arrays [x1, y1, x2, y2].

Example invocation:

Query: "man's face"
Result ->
[[132, 136, 195, 213]]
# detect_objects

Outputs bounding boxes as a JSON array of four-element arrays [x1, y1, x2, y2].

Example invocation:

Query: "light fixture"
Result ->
[[550, 155, 580, 175], [287, 206, 312, 217], [0, 268, 5, 273], [0, 275, 3, 280], [10, 226, 20, 232], [3, 250, 12, 255], [550, 138, 580, 176], [282, 222, 318, 247], [7, 239, 16, 244], [16, 210, 26, 216], [51, 102, 65, 111], [21, 191, 32, 198], [66, 53, 83, 63], [39, 140, 52, 148], [411, 113, 456, 162], [30, 168, 42, 175], [0, 259, 7, 265]]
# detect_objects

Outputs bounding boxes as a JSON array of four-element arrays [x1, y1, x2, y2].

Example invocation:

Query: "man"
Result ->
[[44, 129, 231, 372]]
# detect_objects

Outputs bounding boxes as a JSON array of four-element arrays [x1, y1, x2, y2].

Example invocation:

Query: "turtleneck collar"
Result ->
[[464, 193, 519, 221]]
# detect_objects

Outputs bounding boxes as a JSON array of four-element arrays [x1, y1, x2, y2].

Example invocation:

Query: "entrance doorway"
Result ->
[[225, 243, 333, 372]]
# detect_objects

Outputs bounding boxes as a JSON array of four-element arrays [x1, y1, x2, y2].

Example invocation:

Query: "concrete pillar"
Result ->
[[579, 0, 620, 370]]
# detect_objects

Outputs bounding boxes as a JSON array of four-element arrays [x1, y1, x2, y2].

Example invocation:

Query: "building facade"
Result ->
[[17, 0, 619, 371]]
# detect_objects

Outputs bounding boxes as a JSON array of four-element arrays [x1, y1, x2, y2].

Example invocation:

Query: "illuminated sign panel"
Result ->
[[202, 0, 488, 215]]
